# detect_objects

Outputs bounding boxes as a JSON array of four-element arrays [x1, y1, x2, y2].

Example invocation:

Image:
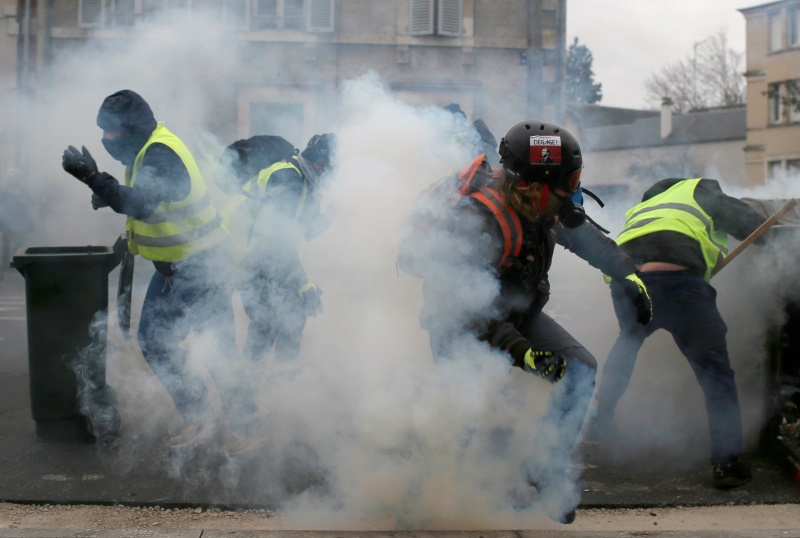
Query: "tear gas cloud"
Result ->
[[6, 6, 800, 531]]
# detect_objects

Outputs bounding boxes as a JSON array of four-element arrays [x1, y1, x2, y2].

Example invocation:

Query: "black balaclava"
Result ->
[[96, 90, 157, 166]]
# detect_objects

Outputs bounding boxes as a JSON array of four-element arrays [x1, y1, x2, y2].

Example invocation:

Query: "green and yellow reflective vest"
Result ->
[[124, 124, 228, 262], [616, 178, 728, 281], [220, 155, 310, 251]]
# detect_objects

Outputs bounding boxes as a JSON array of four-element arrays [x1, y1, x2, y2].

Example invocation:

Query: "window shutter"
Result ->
[[307, 0, 334, 32], [409, 0, 434, 36], [78, 0, 105, 27], [437, 0, 461, 37]]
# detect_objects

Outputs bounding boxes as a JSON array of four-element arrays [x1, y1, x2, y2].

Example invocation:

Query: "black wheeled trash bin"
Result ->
[[12, 245, 124, 443]]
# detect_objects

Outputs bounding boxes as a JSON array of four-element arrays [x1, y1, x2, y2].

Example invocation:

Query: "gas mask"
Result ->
[[552, 188, 586, 228]]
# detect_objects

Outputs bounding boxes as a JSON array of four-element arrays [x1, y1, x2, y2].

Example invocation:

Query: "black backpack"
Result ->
[[215, 135, 296, 194]]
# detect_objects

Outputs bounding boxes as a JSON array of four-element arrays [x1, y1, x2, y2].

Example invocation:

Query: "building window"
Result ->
[[77, 0, 332, 32], [768, 80, 800, 124], [788, 159, 800, 178], [788, 80, 800, 123], [142, 0, 190, 19], [767, 159, 800, 180], [769, 11, 784, 52], [252, 0, 333, 32], [409, 0, 463, 37], [769, 82, 783, 124], [791, 7, 800, 47], [110, 0, 136, 26], [253, 0, 304, 30], [768, 160, 784, 181]]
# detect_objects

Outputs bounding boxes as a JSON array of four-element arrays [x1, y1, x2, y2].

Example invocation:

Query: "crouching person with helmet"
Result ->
[[399, 120, 652, 524], [219, 134, 336, 376], [61, 90, 265, 454]]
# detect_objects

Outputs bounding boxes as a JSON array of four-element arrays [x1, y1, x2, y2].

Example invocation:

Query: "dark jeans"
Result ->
[[595, 270, 742, 464], [138, 244, 257, 432], [239, 275, 307, 365]]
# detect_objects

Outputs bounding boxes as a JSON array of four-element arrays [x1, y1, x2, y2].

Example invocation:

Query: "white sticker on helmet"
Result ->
[[529, 135, 561, 165]]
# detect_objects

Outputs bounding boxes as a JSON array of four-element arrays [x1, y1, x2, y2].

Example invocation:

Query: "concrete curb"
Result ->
[[0, 530, 798, 538]]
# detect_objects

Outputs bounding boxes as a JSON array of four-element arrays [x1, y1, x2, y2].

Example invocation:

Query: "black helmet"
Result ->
[[301, 133, 336, 169], [498, 121, 583, 192]]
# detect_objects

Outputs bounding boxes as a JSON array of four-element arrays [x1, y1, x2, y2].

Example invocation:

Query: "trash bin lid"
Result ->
[[11, 246, 118, 272]]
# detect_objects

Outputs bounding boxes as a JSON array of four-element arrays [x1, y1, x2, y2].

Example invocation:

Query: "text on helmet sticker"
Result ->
[[529, 135, 561, 165]]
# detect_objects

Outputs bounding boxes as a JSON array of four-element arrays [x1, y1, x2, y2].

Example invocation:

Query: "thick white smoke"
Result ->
[[9, 6, 800, 532]]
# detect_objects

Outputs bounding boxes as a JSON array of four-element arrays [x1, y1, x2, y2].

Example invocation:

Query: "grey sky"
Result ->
[[567, 0, 755, 109]]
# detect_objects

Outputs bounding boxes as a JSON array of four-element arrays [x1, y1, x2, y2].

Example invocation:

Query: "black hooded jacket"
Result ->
[[90, 90, 191, 220]]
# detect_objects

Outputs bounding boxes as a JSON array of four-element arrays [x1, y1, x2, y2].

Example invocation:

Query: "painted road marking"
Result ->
[[42, 474, 105, 481], [0, 297, 25, 321]]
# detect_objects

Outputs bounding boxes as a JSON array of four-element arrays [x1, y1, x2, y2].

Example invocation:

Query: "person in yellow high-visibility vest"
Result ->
[[590, 177, 768, 489], [218, 134, 336, 375], [61, 90, 266, 455]]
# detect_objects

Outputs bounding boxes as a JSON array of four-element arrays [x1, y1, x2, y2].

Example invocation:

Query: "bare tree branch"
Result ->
[[644, 28, 744, 112]]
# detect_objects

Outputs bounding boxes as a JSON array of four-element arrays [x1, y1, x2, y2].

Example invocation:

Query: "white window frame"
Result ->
[[769, 10, 784, 52], [78, 0, 106, 28], [791, 7, 800, 47], [409, 0, 462, 37], [253, 0, 303, 30]]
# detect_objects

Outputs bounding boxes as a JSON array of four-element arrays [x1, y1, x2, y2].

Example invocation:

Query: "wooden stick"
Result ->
[[711, 198, 798, 278]]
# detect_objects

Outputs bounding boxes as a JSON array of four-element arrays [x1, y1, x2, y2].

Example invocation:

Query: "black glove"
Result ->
[[620, 273, 653, 325], [298, 282, 323, 317], [523, 349, 567, 383], [62, 145, 99, 185], [92, 193, 109, 210]]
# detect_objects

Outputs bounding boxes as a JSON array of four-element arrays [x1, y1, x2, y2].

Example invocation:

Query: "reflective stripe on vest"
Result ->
[[124, 124, 227, 262], [458, 155, 523, 269], [249, 157, 308, 218], [616, 178, 728, 281], [220, 156, 308, 248], [470, 186, 523, 268]]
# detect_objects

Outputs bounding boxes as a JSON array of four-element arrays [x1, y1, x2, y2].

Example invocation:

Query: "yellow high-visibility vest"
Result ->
[[220, 156, 308, 251], [616, 178, 728, 281], [125, 124, 227, 262]]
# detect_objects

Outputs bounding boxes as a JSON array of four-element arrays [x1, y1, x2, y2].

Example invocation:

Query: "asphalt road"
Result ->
[[0, 263, 798, 515]]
